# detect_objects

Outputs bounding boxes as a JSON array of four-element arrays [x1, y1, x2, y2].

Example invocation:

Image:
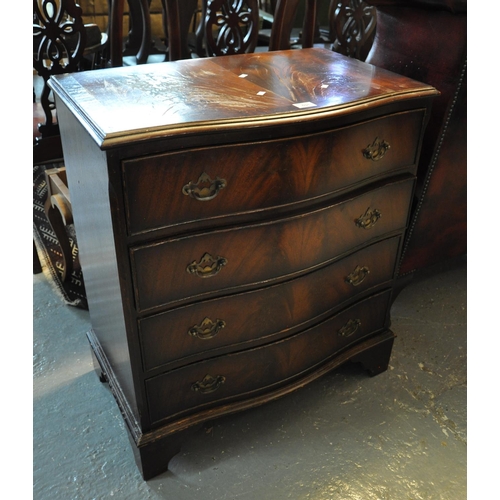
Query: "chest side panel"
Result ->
[[55, 102, 141, 421]]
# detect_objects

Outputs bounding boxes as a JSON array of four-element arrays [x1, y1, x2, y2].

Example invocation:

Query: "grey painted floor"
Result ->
[[33, 257, 467, 500]]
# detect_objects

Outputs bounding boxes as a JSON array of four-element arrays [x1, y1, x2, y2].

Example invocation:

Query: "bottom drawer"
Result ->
[[145, 289, 392, 425]]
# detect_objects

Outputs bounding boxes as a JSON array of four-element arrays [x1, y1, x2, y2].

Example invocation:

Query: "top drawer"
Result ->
[[123, 110, 424, 236]]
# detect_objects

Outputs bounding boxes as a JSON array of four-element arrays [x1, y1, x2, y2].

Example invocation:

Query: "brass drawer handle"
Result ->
[[191, 374, 226, 394], [187, 252, 228, 278], [345, 265, 370, 286], [362, 137, 390, 162], [188, 317, 226, 340], [355, 207, 381, 229], [338, 319, 362, 338], [182, 172, 227, 201]]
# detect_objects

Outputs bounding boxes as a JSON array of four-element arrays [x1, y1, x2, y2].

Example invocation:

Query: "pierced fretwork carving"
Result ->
[[196, 0, 260, 57], [33, 0, 87, 138], [330, 0, 377, 61]]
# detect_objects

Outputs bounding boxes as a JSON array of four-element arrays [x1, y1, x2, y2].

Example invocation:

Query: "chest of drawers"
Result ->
[[50, 48, 437, 480]]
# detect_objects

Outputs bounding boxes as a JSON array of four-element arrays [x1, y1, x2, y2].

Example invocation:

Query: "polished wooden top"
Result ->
[[49, 48, 438, 148]]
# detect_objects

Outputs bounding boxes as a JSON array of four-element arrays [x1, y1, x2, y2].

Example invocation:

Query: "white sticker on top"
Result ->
[[239, 73, 248, 78], [293, 102, 317, 109], [257, 91, 266, 96]]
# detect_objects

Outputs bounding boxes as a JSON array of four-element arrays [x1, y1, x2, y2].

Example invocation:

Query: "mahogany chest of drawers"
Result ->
[[50, 48, 437, 479]]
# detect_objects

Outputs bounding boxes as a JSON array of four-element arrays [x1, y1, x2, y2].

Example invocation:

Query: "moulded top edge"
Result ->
[[48, 48, 438, 149]]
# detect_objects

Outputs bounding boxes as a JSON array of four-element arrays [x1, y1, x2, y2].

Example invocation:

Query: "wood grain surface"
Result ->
[[49, 48, 437, 147]]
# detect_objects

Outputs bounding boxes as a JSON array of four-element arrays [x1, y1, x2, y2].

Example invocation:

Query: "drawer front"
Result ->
[[131, 178, 413, 312], [145, 290, 392, 425], [139, 236, 400, 372], [123, 110, 423, 235]]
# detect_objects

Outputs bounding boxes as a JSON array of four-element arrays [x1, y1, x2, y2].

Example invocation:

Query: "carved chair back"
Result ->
[[329, 0, 376, 60], [33, 0, 107, 160], [33, 0, 106, 280], [164, 0, 260, 60], [162, 0, 198, 60], [269, 0, 318, 51], [33, 0, 88, 148], [269, 0, 376, 61], [196, 0, 260, 57]]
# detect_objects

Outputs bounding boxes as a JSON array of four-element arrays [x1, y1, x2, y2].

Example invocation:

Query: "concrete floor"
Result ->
[[33, 257, 466, 500]]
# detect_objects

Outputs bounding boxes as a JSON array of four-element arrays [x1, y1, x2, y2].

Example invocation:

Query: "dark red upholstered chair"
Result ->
[[364, 0, 467, 282]]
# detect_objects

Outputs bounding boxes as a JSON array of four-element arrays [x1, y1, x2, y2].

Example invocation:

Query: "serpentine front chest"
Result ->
[[50, 48, 437, 479]]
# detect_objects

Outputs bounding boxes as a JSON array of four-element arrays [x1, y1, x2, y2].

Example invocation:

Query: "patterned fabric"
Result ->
[[33, 164, 88, 310]]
